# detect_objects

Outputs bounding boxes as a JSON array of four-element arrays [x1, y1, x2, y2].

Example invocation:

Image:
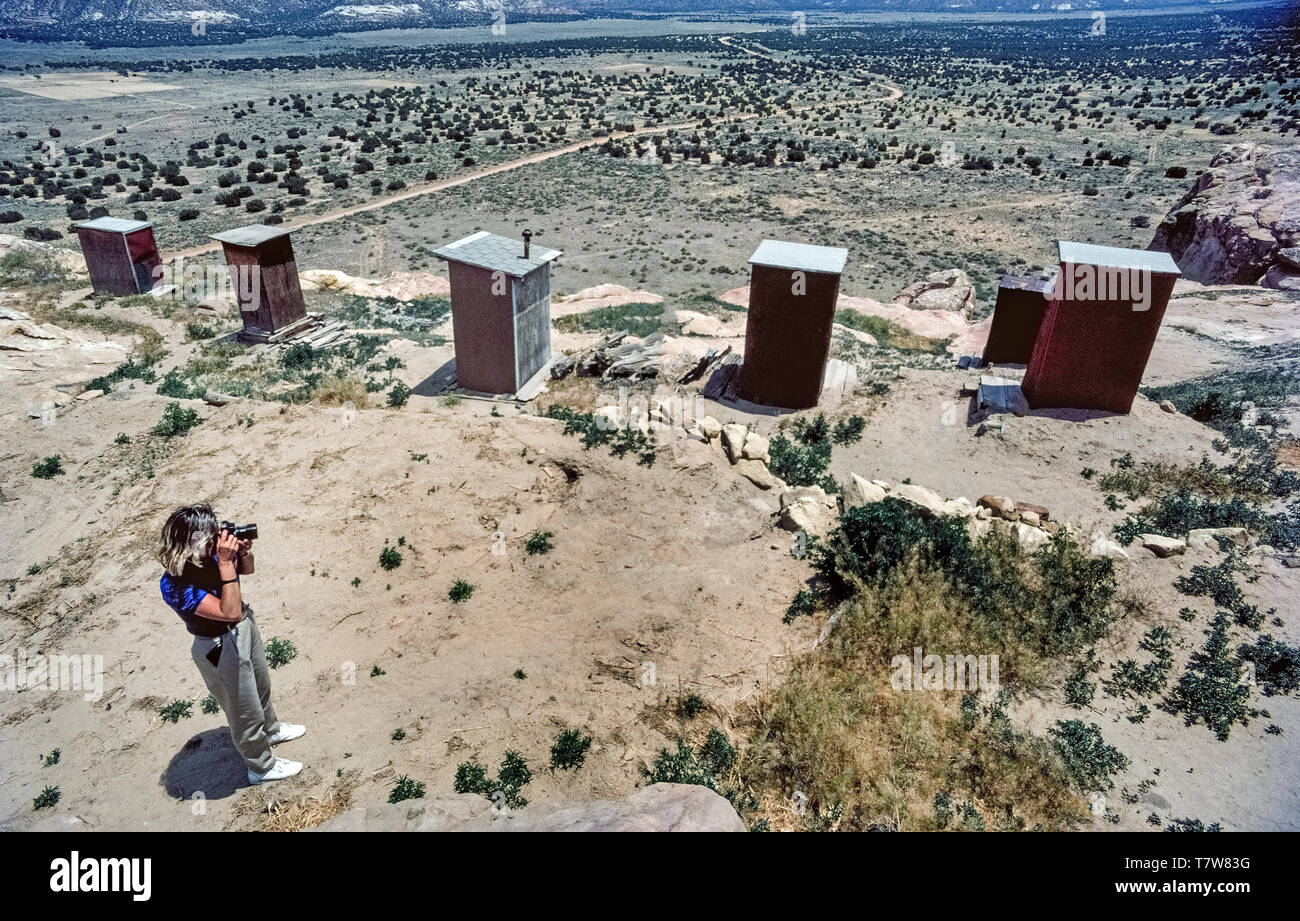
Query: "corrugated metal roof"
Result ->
[[75, 216, 151, 234], [749, 239, 848, 275], [434, 231, 561, 278], [1058, 241, 1181, 275], [210, 224, 292, 247]]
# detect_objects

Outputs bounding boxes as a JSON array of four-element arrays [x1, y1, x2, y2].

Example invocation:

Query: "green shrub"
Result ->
[[387, 381, 411, 408], [264, 637, 297, 669], [151, 402, 202, 437], [448, 579, 474, 603], [1163, 613, 1255, 740], [550, 728, 592, 771], [33, 786, 60, 810], [379, 546, 402, 571], [31, 456, 65, 479], [388, 774, 425, 804], [1049, 720, 1129, 791], [159, 699, 193, 723], [524, 530, 554, 556], [783, 589, 817, 624], [201, 694, 218, 715], [676, 693, 707, 719], [1238, 635, 1300, 697]]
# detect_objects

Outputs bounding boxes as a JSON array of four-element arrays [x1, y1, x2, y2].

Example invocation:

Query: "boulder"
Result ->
[[698, 416, 722, 441], [1017, 501, 1050, 521], [1187, 527, 1249, 550], [734, 458, 782, 490], [1151, 143, 1300, 286], [893, 482, 948, 517], [1089, 534, 1131, 560], [1141, 533, 1187, 558], [1019, 510, 1041, 527], [892, 268, 977, 316], [720, 423, 747, 464], [845, 473, 887, 506], [777, 486, 838, 536], [942, 497, 978, 518], [313, 783, 746, 832], [1014, 522, 1050, 550], [741, 431, 771, 464], [978, 495, 1018, 521]]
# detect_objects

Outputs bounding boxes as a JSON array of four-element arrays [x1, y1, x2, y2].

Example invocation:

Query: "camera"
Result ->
[[220, 521, 259, 541]]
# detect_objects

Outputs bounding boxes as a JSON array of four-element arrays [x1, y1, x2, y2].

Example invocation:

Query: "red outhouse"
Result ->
[[74, 217, 162, 296], [434, 230, 561, 395], [981, 275, 1053, 365], [735, 239, 848, 409], [210, 224, 308, 339], [1021, 241, 1181, 414]]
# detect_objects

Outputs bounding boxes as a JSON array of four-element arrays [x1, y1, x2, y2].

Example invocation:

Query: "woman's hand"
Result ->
[[215, 529, 240, 563]]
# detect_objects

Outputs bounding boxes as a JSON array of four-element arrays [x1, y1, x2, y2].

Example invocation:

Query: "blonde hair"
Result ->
[[158, 505, 219, 577]]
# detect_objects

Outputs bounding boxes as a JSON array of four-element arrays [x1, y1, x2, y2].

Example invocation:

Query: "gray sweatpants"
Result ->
[[191, 607, 280, 774]]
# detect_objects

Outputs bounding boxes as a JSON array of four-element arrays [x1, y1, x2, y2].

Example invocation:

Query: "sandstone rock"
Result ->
[[894, 482, 948, 517], [1089, 534, 1130, 560], [777, 486, 838, 536], [313, 783, 746, 832], [1014, 522, 1050, 550], [978, 495, 1017, 520], [76, 389, 103, 401], [1019, 510, 1041, 527], [720, 423, 747, 464], [1152, 143, 1300, 286], [942, 497, 978, 518], [1187, 527, 1249, 550], [741, 431, 770, 464], [1141, 533, 1187, 558], [734, 458, 782, 490], [1017, 502, 1050, 521], [698, 416, 722, 441], [892, 268, 977, 316], [872, 479, 891, 491], [1160, 399, 1178, 414], [845, 473, 887, 506]]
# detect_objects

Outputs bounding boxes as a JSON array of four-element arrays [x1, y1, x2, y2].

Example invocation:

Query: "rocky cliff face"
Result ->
[[311, 783, 748, 832], [1151, 143, 1300, 290]]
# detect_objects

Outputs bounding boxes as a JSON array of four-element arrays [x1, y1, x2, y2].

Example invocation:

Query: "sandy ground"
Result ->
[[2, 269, 1297, 831]]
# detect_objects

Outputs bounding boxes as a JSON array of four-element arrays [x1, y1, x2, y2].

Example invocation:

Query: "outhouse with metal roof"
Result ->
[[1021, 241, 1182, 414], [434, 230, 561, 395], [74, 216, 162, 296], [210, 224, 308, 338], [735, 239, 849, 409]]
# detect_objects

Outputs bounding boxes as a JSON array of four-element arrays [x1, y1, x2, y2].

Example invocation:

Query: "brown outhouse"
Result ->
[[981, 275, 1053, 365], [210, 224, 308, 338], [434, 230, 561, 395], [1021, 241, 1181, 414], [735, 239, 848, 409], [74, 216, 162, 296]]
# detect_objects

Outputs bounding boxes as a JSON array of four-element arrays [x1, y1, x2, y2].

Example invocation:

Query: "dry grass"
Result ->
[[729, 556, 1092, 831], [310, 375, 370, 408], [238, 774, 358, 832]]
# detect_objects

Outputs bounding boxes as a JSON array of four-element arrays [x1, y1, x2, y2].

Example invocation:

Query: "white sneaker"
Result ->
[[268, 723, 306, 746], [248, 757, 302, 785]]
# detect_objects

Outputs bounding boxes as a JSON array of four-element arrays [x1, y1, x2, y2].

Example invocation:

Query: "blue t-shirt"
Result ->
[[160, 557, 234, 636]]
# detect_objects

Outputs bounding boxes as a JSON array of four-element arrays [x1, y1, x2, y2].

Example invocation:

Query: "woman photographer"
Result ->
[[158, 504, 306, 785]]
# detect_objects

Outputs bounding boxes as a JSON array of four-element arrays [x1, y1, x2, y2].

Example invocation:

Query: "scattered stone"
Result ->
[[845, 473, 887, 506], [1089, 534, 1130, 560], [76, 389, 103, 401], [777, 486, 838, 536], [1141, 533, 1187, 558], [978, 495, 1018, 521], [1020, 510, 1041, 527], [1281, 556, 1300, 569], [1187, 527, 1249, 549], [698, 416, 722, 441], [976, 420, 1005, 437], [942, 497, 977, 518], [1014, 522, 1050, 550], [720, 423, 747, 464], [1017, 501, 1050, 521], [741, 431, 770, 464], [893, 482, 948, 517], [734, 458, 782, 490], [1159, 399, 1178, 414]]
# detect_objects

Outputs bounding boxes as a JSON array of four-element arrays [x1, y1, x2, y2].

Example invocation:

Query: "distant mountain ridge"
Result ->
[[0, 0, 1233, 43]]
